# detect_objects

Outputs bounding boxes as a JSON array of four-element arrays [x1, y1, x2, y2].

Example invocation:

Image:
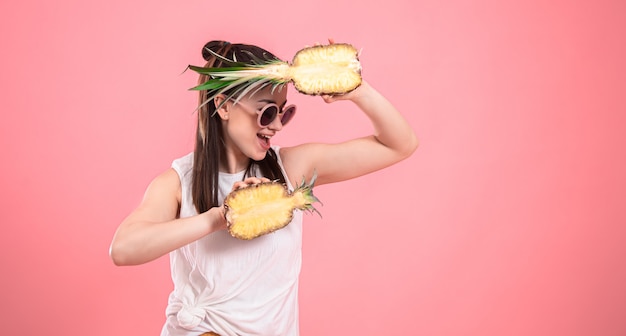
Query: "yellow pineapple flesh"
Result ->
[[289, 43, 362, 95], [224, 175, 320, 240]]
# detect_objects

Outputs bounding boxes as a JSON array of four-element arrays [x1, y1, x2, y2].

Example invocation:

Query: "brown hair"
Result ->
[[192, 40, 287, 214]]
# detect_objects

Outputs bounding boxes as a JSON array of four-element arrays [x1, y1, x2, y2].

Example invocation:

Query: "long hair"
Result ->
[[192, 40, 287, 214]]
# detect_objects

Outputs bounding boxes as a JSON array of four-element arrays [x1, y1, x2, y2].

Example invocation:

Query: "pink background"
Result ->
[[1, 0, 625, 335]]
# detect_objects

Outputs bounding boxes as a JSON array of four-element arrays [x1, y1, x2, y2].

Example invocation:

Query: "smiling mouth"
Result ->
[[258, 134, 271, 146]]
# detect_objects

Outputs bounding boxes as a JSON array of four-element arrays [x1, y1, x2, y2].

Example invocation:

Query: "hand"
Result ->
[[231, 177, 271, 191], [308, 37, 335, 48], [212, 204, 229, 231], [315, 37, 367, 104], [321, 80, 369, 104], [217, 177, 271, 230]]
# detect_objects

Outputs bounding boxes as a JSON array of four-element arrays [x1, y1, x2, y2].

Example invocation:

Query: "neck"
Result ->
[[221, 148, 250, 174]]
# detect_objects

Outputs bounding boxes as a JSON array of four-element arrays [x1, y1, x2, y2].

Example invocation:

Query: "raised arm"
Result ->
[[109, 168, 226, 266], [281, 81, 418, 186]]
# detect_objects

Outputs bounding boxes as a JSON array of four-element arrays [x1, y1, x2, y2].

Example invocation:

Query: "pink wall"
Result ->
[[1, 0, 625, 335]]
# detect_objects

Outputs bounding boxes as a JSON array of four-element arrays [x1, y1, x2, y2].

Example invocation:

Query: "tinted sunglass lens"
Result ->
[[259, 105, 278, 126], [281, 106, 296, 125]]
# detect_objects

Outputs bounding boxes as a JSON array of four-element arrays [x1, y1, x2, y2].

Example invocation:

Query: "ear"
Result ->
[[213, 94, 230, 120]]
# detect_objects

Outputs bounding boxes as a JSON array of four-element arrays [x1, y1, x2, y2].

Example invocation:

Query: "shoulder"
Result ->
[[172, 152, 194, 178], [147, 168, 182, 203], [274, 144, 322, 187], [140, 155, 190, 209]]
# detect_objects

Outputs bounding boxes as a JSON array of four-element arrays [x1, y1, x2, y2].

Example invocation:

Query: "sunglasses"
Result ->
[[236, 101, 297, 128]]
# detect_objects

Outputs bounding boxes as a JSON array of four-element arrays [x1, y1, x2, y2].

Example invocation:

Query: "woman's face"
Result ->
[[221, 85, 292, 165]]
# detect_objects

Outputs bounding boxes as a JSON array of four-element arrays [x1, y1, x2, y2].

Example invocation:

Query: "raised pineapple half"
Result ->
[[188, 43, 362, 103], [224, 175, 321, 240]]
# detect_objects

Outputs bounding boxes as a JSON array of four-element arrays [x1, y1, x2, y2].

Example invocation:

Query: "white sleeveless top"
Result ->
[[161, 147, 303, 336]]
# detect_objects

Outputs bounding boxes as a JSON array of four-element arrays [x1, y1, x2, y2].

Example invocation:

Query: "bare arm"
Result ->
[[281, 81, 419, 186], [109, 168, 226, 266]]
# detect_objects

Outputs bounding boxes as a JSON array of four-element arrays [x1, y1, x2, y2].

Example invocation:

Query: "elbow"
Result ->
[[400, 133, 419, 160], [109, 240, 134, 266], [409, 134, 420, 155], [109, 236, 157, 266]]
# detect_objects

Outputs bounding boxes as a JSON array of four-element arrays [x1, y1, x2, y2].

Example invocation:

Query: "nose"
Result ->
[[267, 114, 284, 131]]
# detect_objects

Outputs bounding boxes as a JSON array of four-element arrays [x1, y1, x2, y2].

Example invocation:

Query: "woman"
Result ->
[[110, 40, 418, 336]]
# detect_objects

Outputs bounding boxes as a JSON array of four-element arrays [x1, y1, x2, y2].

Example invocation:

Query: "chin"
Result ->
[[249, 149, 269, 161]]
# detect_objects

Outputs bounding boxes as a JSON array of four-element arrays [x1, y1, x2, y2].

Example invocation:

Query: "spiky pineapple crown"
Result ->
[[188, 47, 290, 111], [293, 171, 322, 217]]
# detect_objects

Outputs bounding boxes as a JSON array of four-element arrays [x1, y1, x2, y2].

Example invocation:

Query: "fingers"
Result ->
[[248, 177, 271, 184], [309, 38, 336, 48], [231, 177, 271, 191], [321, 92, 348, 103], [216, 204, 228, 228], [321, 94, 334, 103]]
